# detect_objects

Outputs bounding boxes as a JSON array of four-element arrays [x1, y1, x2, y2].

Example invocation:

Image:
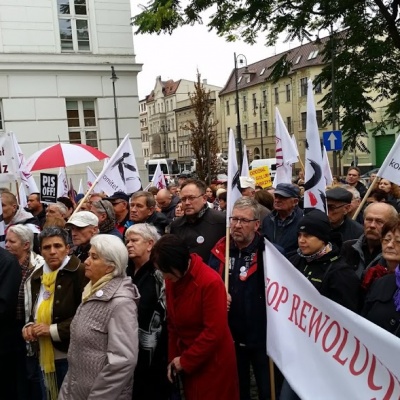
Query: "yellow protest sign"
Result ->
[[249, 166, 272, 188]]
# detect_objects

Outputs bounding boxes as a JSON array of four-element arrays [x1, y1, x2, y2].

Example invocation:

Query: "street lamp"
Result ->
[[234, 53, 248, 169], [330, 24, 339, 176], [110, 66, 120, 146]]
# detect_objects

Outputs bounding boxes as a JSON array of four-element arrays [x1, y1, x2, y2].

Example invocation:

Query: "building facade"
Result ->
[[0, 0, 143, 184]]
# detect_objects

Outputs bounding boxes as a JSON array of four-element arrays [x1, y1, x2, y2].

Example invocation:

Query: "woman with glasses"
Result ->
[[362, 217, 400, 336], [151, 234, 239, 400], [22, 227, 88, 400], [90, 199, 123, 240], [125, 223, 170, 399]]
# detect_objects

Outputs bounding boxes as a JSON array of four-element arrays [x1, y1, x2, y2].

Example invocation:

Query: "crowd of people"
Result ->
[[0, 164, 399, 400]]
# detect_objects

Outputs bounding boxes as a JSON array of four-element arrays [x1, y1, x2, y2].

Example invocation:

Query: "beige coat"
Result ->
[[59, 276, 140, 400]]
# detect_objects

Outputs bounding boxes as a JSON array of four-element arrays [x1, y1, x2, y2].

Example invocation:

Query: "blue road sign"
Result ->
[[323, 130, 343, 151]]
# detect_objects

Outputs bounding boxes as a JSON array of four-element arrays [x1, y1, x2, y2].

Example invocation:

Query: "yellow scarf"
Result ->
[[36, 269, 59, 400], [82, 273, 114, 303]]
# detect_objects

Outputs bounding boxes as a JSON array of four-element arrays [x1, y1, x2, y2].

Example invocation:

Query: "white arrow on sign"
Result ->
[[328, 132, 337, 150]]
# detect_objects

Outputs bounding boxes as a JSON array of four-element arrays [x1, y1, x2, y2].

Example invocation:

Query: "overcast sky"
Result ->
[[131, 3, 301, 99]]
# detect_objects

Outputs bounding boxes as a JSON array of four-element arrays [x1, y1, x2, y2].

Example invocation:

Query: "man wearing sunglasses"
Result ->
[[326, 187, 363, 242]]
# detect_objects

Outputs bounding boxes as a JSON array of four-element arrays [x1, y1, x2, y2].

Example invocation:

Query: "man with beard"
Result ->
[[342, 202, 398, 278], [208, 198, 270, 400], [169, 179, 225, 262]]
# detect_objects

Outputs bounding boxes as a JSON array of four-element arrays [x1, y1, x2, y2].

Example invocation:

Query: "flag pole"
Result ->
[[352, 175, 379, 220], [269, 358, 276, 400], [224, 228, 230, 290]]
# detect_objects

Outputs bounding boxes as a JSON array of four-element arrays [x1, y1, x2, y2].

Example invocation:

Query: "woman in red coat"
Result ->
[[151, 234, 239, 400]]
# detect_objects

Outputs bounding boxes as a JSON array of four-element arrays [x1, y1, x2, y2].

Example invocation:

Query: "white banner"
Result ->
[[87, 165, 113, 196], [264, 239, 400, 399], [322, 144, 333, 186], [241, 144, 250, 177], [0, 132, 19, 183], [57, 168, 68, 198], [377, 134, 400, 186]]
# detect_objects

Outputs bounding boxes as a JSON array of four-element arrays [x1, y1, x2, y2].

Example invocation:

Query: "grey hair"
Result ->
[[39, 227, 69, 247], [130, 191, 156, 208], [343, 184, 360, 200], [364, 202, 399, 220], [233, 197, 261, 220], [52, 202, 68, 216], [90, 234, 128, 278], [7, 225, 34, 251], [125, 223, 160, 243], [91, 200, 116, 222]]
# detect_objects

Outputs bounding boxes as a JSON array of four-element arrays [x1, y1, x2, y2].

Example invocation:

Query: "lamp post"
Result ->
[[110, 66, 120, 146], [259, 102, 264, 159], [234, 53, 247, 169], [330, 25, 338, 176]]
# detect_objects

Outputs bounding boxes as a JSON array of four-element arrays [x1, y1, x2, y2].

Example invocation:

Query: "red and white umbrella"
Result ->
[[25, 143, 109, 172]]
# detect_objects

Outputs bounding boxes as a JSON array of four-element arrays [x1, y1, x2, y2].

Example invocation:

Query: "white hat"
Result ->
[[216, 188, 227, 197], [239, 176, 256, 190], [67, 211, 98, 227]]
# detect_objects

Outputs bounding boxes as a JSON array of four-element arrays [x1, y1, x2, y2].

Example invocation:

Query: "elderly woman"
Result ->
[[5, 225, 44, 399], [125, 224, 170, 399], [59, 234, 139, 399], [22, 227, 87, 400], [90, 199, 123, 239], [362, 217, 400, 336], [151, 234, 239, 400]]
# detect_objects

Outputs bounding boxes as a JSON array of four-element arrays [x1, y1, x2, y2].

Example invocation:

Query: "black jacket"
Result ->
[[289, 244, 361, 312], [160, 195, 180, 223], [362, 274, 400, 336], [331, 217, 363, 243]]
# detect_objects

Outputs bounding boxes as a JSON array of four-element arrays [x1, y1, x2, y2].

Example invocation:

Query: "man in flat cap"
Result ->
[[326, 187, 363, 242], [262, 183, 303, 255]]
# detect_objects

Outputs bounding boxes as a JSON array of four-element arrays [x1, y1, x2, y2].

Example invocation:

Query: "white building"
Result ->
[[0, 0, 143, 184]]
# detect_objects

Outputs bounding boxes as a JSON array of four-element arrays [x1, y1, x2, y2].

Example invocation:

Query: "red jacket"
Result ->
[[166, 253, 239, 400]]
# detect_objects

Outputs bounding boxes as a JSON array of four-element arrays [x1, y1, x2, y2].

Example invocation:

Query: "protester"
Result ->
[[239, 176, 256, 197], [343, 185, 363, 224], [59, 235, 139, 399], [125, 224, 170, 399], [174, 200, 184, 219], [361, 217, 400, 337], [209, 198, 272, 400], [105, 191, 130, 234], [262, 183, 302, 255], [151, 234, 240, 400], [66, 211, 99, 262], [90, 199, 123, 239], [5, 225, 45, 399], [26, 192, 47, 229], [168, 184, 179, 196], [0, 243, 22, 399], [169, 179, 226, 262], [342, 202, 398, 278], [345, 167, 367, 198], [326, 187, 364, 242], [217, 190, 227, 212], [156, 188, 180, 222], [378, 178, 400, 211], [365, 188, 389, 204], [254, 189, 274, 211], [46, 202, 68, 220], [22, 227, 87, 399], [57, 197, 75, 219], [128, 191, 169, 235]]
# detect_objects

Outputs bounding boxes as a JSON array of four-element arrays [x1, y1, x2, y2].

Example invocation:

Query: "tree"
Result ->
[[132, 0, 400, 154], [183, 72, 219, 183]]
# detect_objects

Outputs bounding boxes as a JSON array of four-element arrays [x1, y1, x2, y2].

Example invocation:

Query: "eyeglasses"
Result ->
[[382, 237, 400, 246], [110, 200, 125, 206], [181, 194, 204, 203], [229, 217, 258, 225], [327, 204, 347, 211]]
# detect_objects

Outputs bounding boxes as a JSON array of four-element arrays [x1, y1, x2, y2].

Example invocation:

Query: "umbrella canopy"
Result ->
[[25, 143, 109, 172]]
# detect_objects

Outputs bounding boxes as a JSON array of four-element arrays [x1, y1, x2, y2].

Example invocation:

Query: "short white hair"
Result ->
[[90, 234, 128, 277], [7, 225, 34, 251], [125, 223, 160, 243]]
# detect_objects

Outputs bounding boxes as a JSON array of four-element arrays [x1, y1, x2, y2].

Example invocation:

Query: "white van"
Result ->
[[249, 158, 277, 178]]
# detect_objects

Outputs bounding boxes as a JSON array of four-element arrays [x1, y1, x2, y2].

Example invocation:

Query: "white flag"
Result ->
[[0, 132, 19, 184], [291, 134, 299, 156], [241, 145, 250, 177], [0, 198, 5, 248], [322, 145, 333, 186], [377, 134, 400, 185], [10, 132, 39, 193], [57, 168, 68, 198], [226, 129, 241, 227], [151, 163, 167, 189], [273, 108, 299, 187], [96, 134, 141, 195], [19, 183, 28, 208], [264, 238, 400, 399], [87, 166, 112, 195], [78, 179, 83, 195], [303, 80, 326, 212]]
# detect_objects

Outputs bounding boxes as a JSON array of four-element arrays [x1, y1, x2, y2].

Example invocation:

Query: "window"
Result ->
[[244, 124, 248, 139], [301, 112, 307, 130], [314, 81, 322, 94], [264, 120, 268, 136], [260, 67, 266, 76], [287, 117, 292, 133], [316, 110, 323, 128], [252, 93, 257, 110], [243, 95, 247, 111], [274, 87, 279, 104], [66, 100, 98, 147], [58, 0, 90, 52], [286, 84, 291, 102], [226, 100, 230, 116], [294, 55, 302, 65], [300, 78, 308, 97], [262, 90, 267, 107], [253, 122, 258, 138], [308, 50, 319, 60], [237, 76, 242, 84]]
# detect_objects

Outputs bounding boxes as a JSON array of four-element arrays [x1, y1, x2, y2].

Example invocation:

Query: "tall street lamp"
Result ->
[[234, 53, 248, 169], [110, 66, 120, 146], [259, 102, 265, 159]]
